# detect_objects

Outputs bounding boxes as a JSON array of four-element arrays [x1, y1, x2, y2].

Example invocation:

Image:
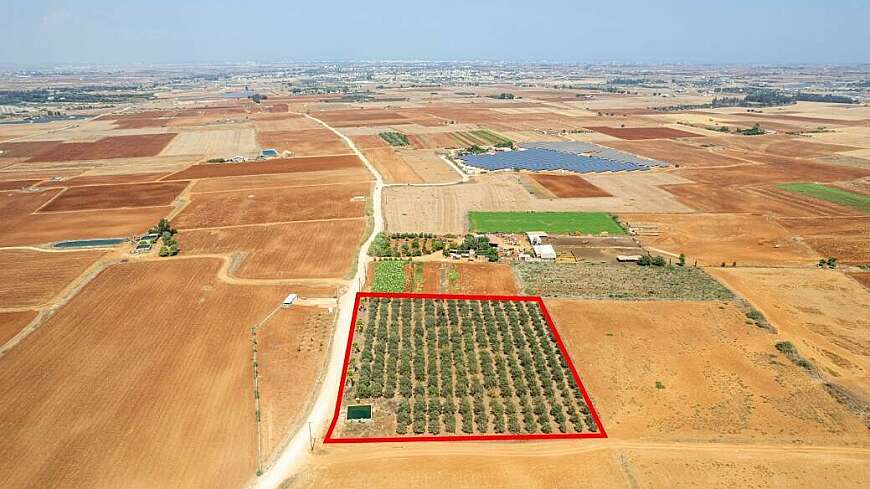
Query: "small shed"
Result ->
[[533, 244, 557, 260], [617, 255, 642, 262], [282, 293, 298, 308]]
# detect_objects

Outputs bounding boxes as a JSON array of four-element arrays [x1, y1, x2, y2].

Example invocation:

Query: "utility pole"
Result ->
[[308, 421, 314, 452]]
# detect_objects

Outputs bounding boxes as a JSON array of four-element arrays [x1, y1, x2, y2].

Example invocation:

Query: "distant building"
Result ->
[[282, 293, 298, 308], [617, 255, 643, 262], [526, 232, 548, 245], [532, 244, 556, 260]]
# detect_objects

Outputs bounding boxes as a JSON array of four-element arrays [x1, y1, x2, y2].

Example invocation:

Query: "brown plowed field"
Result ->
[[171, 182, 370, 229], [700, 134, 859, 158], [621, 213, 817, 266], [37, 171, 170, 187], [586, 126, 702, 140], [775, 216, 870, 262], [190, 166, 372, 193], [256, 129, 351, 156], [0, 258, 288, 489], [550, 299, 868, 441], [847, 271, 870, 289], [0, 206, 170, 247], [180, 218, 366, 279], [25, 134, 177, 162], [39, 181, 189, 212], [258, 306, 333, 462], [350, 135, 389, 150], [663, 183, 858, 217], [710, 267, 870, 399], [0, 141, 62, 159], [1, 189, 62, 219], [601, 139, 748, 167], [0, 311, 36, 345], [361, 147, 423, 184], [313, 109, 412, 127], [164, 155, 361, 180], [0, 179, 40, 190], [0, 249, 103, 308], [529, 173, 612, 198], [675, 160, 870, 186]]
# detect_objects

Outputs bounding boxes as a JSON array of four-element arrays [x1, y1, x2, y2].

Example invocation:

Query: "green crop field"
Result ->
[[469, 211, 625, 234], [371, 261, 406, 292], [378, 131, 410, 147], [777, 183, 870, 213]]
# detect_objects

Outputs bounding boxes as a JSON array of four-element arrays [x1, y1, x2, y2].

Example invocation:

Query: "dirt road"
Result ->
[[248, 113, 385, 489]]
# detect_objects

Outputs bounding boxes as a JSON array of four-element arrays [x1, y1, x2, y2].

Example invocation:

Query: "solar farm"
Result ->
[[459, 142, 667, 174]]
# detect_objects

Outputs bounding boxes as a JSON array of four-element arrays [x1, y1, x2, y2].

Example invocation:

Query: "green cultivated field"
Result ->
[[777, 183, 870, 213], [371, 261, 405, 292], [469, 211, 625, 234]]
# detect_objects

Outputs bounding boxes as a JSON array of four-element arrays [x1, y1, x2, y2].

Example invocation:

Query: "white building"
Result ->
[[526, 232, 548, 246], [282, 293, 298, 308], [532, 244, 557, 260]]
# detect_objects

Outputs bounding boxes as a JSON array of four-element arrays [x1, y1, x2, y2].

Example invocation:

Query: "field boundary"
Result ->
[[323, 291, 607, 443]]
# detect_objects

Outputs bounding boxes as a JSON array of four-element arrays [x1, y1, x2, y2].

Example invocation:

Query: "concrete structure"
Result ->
[[532, 244, 557, 260], [282, 293, 299, 308], [617, 255, 643, 262], [526, 232, 548, 245]]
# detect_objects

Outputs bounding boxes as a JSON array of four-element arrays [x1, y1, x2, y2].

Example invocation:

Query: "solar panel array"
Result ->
[[522, 141, 667, 167], [461, 148, 649, 173]]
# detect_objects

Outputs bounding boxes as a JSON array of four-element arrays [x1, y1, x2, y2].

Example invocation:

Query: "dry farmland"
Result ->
[[258, 306, 334, 463], [0, 249, 103, 308], [528, 173, 612, 198], [0, 258, 289, 489], [171, 182, 370, 229], [621, 212, 818, 266], [25, 134, 177, 162], [256, 129, 352, 156], [180, 218, 367, 279], [586, 126, 703, 140], [709, 267, 870, 400], [0, 311, 37, 345], [39, 180, 188, 211], [164, 155, 361, 180]]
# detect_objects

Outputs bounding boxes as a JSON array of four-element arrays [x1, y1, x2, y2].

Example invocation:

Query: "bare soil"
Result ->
[[0, 249, 103, 308], [39, 181, 189, 212], [528, 173, 612, 198]]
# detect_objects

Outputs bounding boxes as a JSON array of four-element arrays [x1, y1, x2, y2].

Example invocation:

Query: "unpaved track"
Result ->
[[248, 112, 384, 489]]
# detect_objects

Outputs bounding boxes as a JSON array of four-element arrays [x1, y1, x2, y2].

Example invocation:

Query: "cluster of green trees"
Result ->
[[712, 88, 856, 108], [348, 297, 597, 436], [443, 234, 499, 262], [149, 218, 179, 257], [367, 232, 447, 258], [818, 256, 838, 268], [488, 93, 516, 100], [736, 123, 766, 136], [637, 254, 667, 267]]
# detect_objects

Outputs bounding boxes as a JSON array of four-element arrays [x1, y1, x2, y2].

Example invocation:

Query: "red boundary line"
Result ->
[[323, 292, 607, 443]]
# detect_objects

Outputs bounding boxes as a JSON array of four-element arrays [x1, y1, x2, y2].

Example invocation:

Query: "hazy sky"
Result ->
[[2, 0, 868, 65]]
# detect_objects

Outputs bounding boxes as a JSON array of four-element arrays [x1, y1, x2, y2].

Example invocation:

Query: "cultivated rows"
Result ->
[[347, 297, 598, 435]]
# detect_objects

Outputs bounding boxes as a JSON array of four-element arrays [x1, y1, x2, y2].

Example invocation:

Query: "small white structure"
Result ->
[[532, 244, 557, 260], [617, 255, 643, 263], [282, 293, 298, 308], [526, 232, 548, 245], [229, 155, 247, 163]]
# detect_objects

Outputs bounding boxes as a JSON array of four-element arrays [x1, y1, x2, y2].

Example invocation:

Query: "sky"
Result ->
[[1, 0, 868, 66]]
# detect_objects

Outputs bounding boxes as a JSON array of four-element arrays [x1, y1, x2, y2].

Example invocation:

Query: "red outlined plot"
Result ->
[[324, 292, 607, 443]]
